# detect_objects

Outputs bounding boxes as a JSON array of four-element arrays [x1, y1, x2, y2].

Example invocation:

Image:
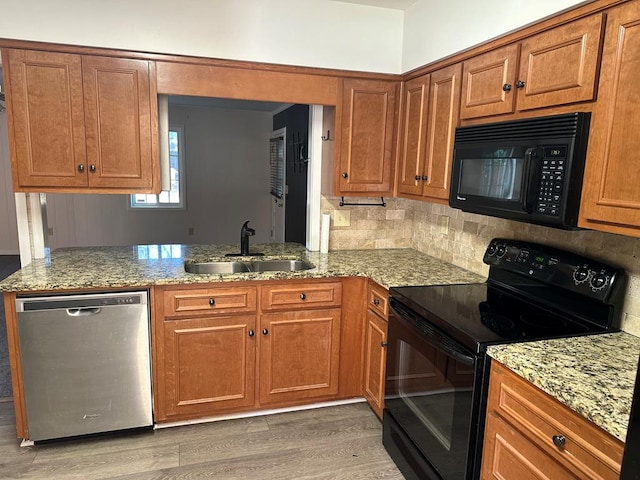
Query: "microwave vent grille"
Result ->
[[455, 112, 588, 143]]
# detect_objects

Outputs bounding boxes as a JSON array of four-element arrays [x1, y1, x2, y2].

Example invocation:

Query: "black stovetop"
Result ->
[[390, 280, 612, 354], [389, 238, 623, 354]]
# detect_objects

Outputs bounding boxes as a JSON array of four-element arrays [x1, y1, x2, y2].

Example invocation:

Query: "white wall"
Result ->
[[402, 0, 588, 72], [46, 104, 273, 249], [0, 114, 19, 255], [0, 0, 403, 74]]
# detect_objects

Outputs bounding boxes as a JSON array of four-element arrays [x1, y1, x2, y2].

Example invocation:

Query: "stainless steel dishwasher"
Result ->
[[16, 291, 153, 441]]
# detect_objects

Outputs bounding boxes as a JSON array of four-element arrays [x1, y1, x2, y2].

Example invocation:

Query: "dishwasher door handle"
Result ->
[[66, 307, 102, 316]]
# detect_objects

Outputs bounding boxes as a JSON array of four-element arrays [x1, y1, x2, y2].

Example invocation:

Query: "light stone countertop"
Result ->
[[488, 332, 640, 442], [0, 243, 485, 292]]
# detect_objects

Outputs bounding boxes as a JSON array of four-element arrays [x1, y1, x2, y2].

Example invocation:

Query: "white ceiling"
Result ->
[[330, 0, 418, 10]]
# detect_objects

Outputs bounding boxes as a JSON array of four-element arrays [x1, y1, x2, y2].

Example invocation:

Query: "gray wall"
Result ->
[[46, 104, 274, 249], [0, 114, 19, 255]]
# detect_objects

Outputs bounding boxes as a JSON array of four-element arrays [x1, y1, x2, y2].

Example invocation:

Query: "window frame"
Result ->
[[130, 125, 186, 210]]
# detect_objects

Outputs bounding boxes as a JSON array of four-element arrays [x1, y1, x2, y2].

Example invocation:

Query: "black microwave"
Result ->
[[449, 112, 591, 228]]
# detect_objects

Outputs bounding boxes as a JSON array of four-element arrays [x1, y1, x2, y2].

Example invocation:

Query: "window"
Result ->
[[270, 129, 286, 199], [131, 126, 185, 209]]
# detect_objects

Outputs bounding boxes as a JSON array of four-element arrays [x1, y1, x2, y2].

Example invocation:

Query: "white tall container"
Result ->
[[320, 213, 331, 254]]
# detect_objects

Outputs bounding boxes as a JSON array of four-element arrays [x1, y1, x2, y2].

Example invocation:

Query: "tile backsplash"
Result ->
[[322, 195, 640, 337]]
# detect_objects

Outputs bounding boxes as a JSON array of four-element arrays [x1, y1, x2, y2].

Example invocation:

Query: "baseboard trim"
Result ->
[[154, 397, 367, 430]]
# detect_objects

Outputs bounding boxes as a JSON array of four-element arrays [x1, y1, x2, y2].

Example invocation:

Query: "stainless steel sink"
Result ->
[[250, 260, 313, 272], [185, 259, 314, 274]]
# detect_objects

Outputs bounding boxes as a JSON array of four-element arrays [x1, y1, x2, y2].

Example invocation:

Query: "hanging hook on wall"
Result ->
[[321, 130, 331, 141]]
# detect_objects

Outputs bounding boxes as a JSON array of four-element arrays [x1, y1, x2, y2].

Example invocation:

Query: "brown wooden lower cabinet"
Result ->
[[259, 308, 342, 405], [362, 280, 389, 419], [481, 361, 623, 480], [363, 309, 387, 419], [160, 314, 257, 419], [154, 279, 348, 423]]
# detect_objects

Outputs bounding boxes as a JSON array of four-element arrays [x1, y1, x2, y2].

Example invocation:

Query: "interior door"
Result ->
[[270, 128, 286, 243]]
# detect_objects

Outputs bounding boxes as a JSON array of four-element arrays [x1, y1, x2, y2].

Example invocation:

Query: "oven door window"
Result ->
[[458, 147, 525, 201], [386, 312, 478, 480]]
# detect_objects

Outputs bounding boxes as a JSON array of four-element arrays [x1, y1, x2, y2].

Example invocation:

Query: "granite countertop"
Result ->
[[0, 242, 485, 292], [488, 332, 640, 442]]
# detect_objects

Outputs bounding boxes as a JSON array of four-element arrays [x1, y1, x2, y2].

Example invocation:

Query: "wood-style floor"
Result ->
[[0, 401, 404, 479]]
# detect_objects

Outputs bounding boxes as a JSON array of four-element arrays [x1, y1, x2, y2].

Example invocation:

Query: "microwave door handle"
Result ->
[[522, 147, 539, 212]]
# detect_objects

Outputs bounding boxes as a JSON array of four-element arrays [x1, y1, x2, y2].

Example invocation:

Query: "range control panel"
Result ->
[[483, 238, 622, 303]]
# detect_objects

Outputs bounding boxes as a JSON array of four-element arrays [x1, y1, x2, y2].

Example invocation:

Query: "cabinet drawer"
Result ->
[[488, 362, 623, 480], [367, 281, 388, 319], [163, 286, 257, 317], [261, 281, 342, 311]]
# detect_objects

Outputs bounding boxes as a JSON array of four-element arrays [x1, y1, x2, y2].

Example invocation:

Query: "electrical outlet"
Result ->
[[188, 227, 195, 236], [334, 210, 350, 227], [440, 215, 449, 235], [47, 227, 54, 236]]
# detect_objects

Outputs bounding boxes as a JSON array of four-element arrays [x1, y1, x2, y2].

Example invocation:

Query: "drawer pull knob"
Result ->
[[262, 328, 269, 335], [515, 80, 526, 89], [502, 83, 512, 92], [552, 435, 566, 448], [248, 330, 255, 337], [77, 164, 85, 172], [381, 341, 388, 347], [373, 298, 380, 306], [209, 298, 215, 306], [300, 293, 306, 300]]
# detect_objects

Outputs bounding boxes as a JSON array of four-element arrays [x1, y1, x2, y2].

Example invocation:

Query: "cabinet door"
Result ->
[[579, 3, 640, 236], [516, 14, 603, 111], [421, 63, 462, 202], [82, 56, 155, 190], [160, 315, 256, 420], [363, 309, 387, 419], [397, 74, 430, 196], [4, 49, 88, 189], [259, 308, 341, 405], [460, 44, 519, 119], [338, 79, 397, 194]]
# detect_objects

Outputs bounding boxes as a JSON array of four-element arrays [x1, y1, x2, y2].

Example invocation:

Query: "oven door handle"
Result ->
[[439, 339, 475, 366], [389, 299, 476, 366]]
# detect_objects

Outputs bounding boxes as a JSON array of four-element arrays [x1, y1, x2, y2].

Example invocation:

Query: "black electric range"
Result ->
[[383, 238, 625, 480]]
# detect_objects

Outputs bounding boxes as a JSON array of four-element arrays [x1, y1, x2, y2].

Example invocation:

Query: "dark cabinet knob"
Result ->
[[381, 341, 388, 347], [342, 172, 348, 179], [502, 83, 512, 92], [552, 435, 566, 448], [373, 298, 380, 306], [262, 328, 269, 335], [89, 164, 96, 173], [415, 175, 421, 181], [248, 330, 255, 337], [209, 298, 215, 306], [300, 293, 306, 300], [421, 175, 428, 181], [515, 80, 526, 89], [77, 164, 85, 172]]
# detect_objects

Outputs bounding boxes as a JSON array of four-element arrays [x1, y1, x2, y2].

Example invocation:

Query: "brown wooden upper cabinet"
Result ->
[[460, 14, 604, 119], [396, 63, 462, 203], [336, 79, 398, 196], [4, 49, 158, 193], [579, 2, 640, 237]]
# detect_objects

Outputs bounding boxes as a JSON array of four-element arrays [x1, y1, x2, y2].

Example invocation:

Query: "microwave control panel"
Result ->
[[483, 238, 622, 303], [536, 146, 567, 217]]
